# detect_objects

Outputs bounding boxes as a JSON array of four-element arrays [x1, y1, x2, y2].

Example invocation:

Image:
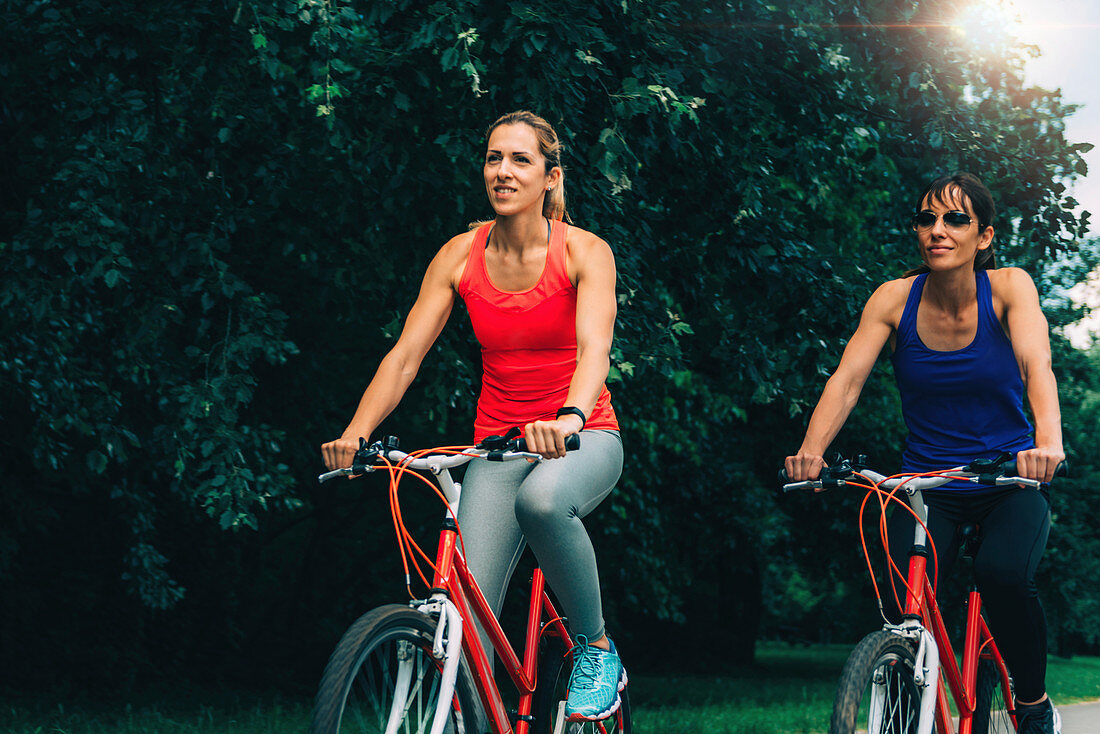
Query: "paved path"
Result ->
[[1062, 699, 1100, 733]]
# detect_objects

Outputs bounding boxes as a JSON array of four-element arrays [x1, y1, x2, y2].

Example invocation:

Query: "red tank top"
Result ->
[[457, 220, 618, 442]]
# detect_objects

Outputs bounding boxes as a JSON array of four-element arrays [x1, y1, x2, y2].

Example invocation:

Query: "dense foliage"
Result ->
[[2, 0, 1096, 686]]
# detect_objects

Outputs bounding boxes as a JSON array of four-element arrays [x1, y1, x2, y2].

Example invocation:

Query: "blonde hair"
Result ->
[[486, 110, 571, 223]]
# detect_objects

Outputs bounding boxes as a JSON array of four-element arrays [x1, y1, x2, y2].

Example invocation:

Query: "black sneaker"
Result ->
[[1016, 699, 1061, 734]]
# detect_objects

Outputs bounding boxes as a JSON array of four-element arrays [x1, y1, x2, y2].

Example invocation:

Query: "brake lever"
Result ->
[[476, 427, 523, 452], [965, 451, 1013, 483]]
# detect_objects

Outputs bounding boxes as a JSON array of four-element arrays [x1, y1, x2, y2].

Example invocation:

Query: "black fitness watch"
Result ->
[[555, 406, 587, 429]]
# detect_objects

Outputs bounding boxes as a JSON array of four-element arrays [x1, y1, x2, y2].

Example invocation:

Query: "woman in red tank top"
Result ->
[[321, 111, 627, 721]]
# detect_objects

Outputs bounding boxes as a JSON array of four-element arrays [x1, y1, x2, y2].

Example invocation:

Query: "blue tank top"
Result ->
[[890, 270, 1033, 491]]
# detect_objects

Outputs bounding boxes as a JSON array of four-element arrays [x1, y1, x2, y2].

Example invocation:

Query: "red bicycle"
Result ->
[[782, 454, 1063, 734], [310, 433, 631, 734]]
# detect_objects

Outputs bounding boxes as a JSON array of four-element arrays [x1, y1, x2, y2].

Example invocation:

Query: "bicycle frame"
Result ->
[[427, 515, 573, 734], [782, 460, 1051, 734], [331, 446, 603, 734], [889, 489, 1017, 734]]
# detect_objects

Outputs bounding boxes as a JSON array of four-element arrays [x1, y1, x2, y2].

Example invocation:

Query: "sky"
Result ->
[[1001, 0, 1100, 344], [1008, 0, 1100, 216]]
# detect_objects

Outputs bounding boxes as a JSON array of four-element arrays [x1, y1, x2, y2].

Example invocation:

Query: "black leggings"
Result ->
[[886, 488, 1051, 702]]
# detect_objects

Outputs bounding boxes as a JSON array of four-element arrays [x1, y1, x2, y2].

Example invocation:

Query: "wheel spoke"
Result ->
[[360, 645, 388, 731], [311, 609, 475, 734], [833, 633, 921, 734]]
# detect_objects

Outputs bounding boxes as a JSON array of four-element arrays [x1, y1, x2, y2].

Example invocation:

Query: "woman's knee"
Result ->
[[514, 485, 576, 529]]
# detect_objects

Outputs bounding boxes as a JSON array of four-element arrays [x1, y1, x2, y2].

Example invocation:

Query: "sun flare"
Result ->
[[952, 0, 1024, 48]]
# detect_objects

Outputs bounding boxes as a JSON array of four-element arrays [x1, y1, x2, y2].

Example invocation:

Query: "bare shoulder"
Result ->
[[564, 223, 613, 262], [988, 266, 1037, 295], [430, 229, 478, 287], [872, 275, 916, 300], [438, 229, 477, 260], [988, 268, 1041, 319], [865, 276, 915, 319], [564, 224, 614, 285]]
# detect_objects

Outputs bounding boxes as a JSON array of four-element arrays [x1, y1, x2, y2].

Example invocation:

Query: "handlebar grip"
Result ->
[[515, 433, 581, 453], [999, 460, 1068, 480], [778, 463, 850, 488]]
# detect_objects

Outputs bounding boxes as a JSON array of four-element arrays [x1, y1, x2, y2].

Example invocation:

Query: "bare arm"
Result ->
[[998, 268, 1064, 482], [524, 230, 617, 458], [321, 236, 469, 470], [785, 280, 904, 481]]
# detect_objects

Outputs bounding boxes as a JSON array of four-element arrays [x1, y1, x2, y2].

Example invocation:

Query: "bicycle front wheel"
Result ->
[[973, 657, 1015, 734], [310, 604, 482, 734], [531, 638, 631, 734], [830, 630, 923, 734]]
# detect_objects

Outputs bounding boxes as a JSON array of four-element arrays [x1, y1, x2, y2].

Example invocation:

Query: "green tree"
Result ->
[[2, 0, 1096, 687]]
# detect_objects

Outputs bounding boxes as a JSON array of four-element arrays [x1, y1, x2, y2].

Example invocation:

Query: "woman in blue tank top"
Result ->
[[784, 173, 1064, 734]]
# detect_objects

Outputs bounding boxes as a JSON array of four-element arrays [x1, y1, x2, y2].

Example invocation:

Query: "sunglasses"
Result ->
[[912, 210, 974, 230]]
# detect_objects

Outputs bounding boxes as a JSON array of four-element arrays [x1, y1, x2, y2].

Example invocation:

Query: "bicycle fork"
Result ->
[[870, 626, 939, 734], [384, 596, 465, 734], [911, 628, 940, 734]]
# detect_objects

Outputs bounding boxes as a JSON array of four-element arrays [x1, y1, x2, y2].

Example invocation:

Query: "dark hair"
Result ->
[[486, 110, 570, 223], [905, 172, 996, 276]]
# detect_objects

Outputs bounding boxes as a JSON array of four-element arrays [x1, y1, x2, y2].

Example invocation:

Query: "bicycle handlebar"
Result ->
[[317, 432, 581, 483], [779, 455, 1067, 494]]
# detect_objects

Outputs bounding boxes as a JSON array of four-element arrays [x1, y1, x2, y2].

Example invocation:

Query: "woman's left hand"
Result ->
[[1015, 446, 1066, 484], [524, 416, 583, 459]]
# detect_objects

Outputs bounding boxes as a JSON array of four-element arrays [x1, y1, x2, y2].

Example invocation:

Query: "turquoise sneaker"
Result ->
[[564, 635, 628, 721]]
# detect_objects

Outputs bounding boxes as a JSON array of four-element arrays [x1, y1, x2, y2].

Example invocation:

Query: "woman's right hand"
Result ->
[[322, 437, 364, 471], [784, 452, 827, 482]]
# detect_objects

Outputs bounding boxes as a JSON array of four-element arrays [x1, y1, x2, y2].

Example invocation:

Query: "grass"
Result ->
[[3, 644, 1097, 733], [628, 644, 852, 734], [632, 644, 1100, 733], [1047, 653, 1100, 703], [0, 693, 312, 734]]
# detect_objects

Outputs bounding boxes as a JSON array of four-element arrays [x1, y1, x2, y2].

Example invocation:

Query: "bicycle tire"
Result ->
[[973, 657, 1015, 734], [310, 604, 483, 734], [531, 637, 631, 734], [829, 630, 923, 734]]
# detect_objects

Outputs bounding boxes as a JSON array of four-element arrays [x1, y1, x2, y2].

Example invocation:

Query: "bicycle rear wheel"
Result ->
[[830, 630, 923, 734], [973, 657, 1015, 734], [531, 638, 631, 734], [310, 604, 482, 734]]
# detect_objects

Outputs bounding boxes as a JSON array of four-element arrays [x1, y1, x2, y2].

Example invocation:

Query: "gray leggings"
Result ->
[[457, 430, 623, 646]]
